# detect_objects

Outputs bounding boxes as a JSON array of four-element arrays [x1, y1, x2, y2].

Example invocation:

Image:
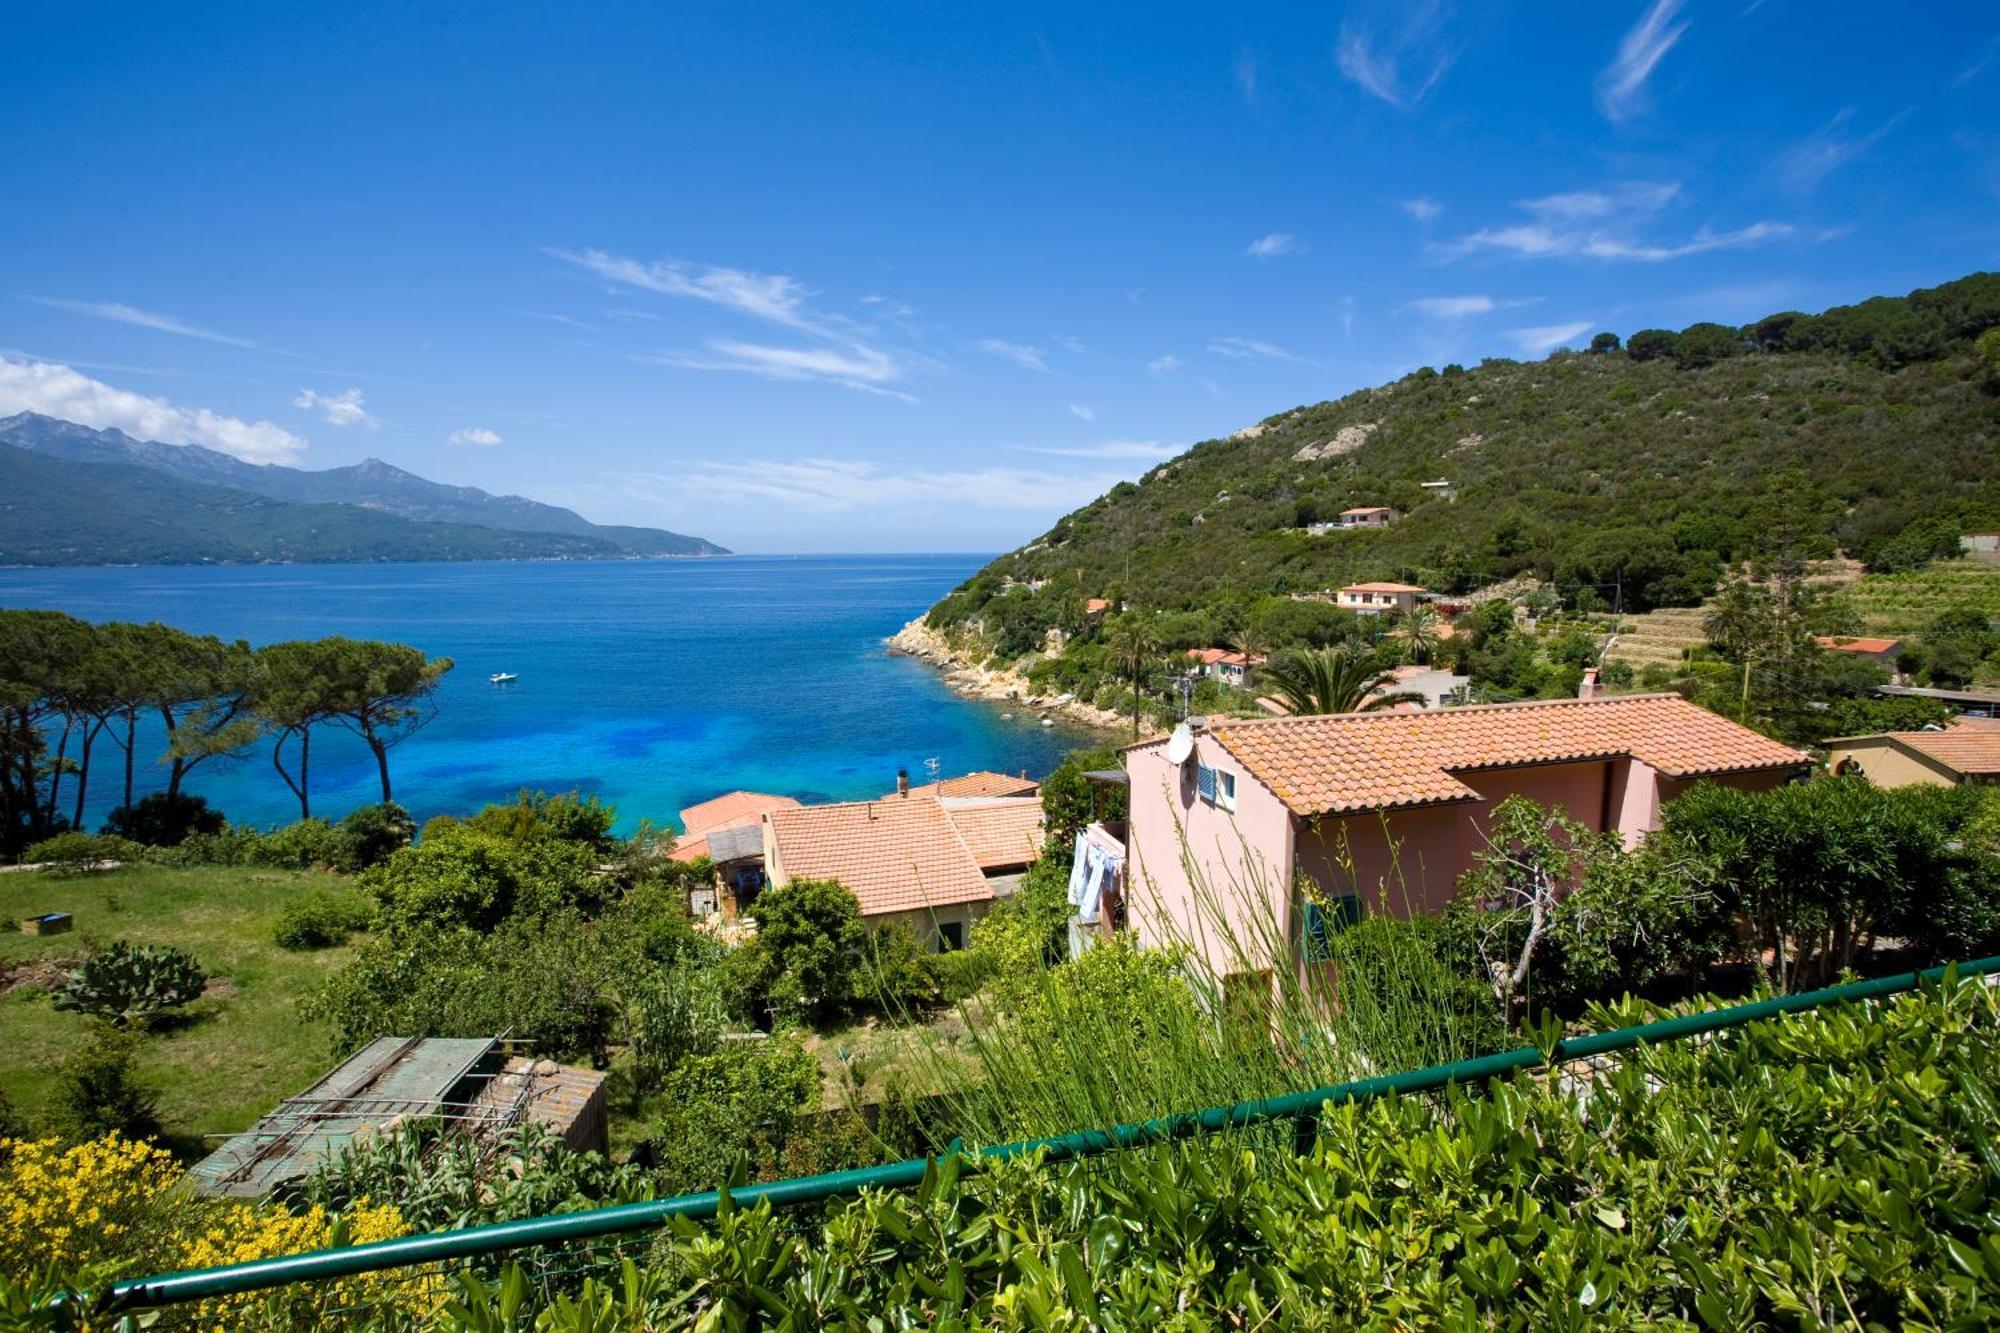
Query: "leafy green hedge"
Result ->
[[441, 977, 1999, 1329]]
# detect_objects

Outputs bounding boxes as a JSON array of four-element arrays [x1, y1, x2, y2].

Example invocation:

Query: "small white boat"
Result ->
[[1040, 717, 1055, 727], [489, 672, 518, 685]]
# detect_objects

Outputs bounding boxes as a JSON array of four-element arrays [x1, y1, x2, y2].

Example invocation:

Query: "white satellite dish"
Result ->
[[1165, 722, 1195, 766]]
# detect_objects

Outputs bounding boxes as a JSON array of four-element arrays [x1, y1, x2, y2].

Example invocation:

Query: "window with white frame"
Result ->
[[1215, 769, 1237, 811]]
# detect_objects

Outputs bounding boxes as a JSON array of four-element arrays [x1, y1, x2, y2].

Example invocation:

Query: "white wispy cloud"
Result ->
[[1234, 48, 1258, 103], [640, 339, 911, 399], [1597, 0, 1687, 121], [518, 310, 599, 332], [1147, 354, 1183, 377], [1024, 439, 1179, 460], [293, 386, 377, 429], [1052, 334, 1088, 355], [1246, 232, 1304, 258], [1776, 108, 1903, 193], [447, 427, 502, 447], [1208, 336, 1313, 364], [550, 247, 919, 395], [0, 355, 306, 462], [977, 339, 1049, 372], [1508, 321, 1594, 355], [661, 457, 1123, 514], [1068, 403, 1096, 422], [1438, 181, 1793, 263], [24, 297, 255, 348], [1405, 294, 1539, 318], [1401, 197, 1443, 223], [1336, 0, 1454, 109]]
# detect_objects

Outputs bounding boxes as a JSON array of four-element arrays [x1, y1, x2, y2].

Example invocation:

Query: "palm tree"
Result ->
[[1262, 646, 1425, 716], [1105, 614, 1164, 738], [1389, 605, 1443, 666]]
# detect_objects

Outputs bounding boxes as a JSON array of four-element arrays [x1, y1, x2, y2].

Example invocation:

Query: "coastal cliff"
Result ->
[[888, 617, 1125, 734]]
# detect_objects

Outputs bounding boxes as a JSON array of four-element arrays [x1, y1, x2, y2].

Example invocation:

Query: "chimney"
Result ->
[[1578, 666, 1600, 700], [896, 768, 910, 797]]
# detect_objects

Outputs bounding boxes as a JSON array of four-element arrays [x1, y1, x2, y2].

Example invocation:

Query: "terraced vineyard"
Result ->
[[1842, 556, 2000, 636], [1603, 606, 1710, 670]]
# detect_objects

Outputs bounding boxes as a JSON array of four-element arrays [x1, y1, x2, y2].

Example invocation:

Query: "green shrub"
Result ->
[[168, 822, 264, 866], [245, 818, 348, 870], [453, 978, 2000, 1328], [101, 792, 225, 847], [47, 1027, 161, 1143], [23, 830, 141, 871], [641, 1035, 821, 1195], [335, 802, 415, 870], [52, 941, 208, 1028], [745, 878, 866, 1023], [273, 890, 374, 950], [853, 921, 941, 1018], [629, 963, 727, 1088]]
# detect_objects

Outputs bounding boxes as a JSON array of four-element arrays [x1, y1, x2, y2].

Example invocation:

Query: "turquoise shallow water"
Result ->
[[0, 557, 1091, 833]]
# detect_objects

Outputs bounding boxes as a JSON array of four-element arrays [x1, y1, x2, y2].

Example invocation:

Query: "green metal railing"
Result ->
[[93, 955, 2000, 1317]]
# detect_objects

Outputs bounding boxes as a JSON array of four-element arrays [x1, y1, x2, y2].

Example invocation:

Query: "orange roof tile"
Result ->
[[766, 794, 996, 917], [1882, 721, 2000, 776], [899, 770, 1040, 800], [679, 790, 800, 838], [1814, 635, 1901, 655], [1341, 581, 1428, 594], [1160, 694, 1807, 817], [667, 833, 712, 864], [1085, 598, 1113, 613], [940, 796, 1045, 869]]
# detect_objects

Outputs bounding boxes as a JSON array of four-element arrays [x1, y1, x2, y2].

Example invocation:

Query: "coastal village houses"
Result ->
[[1117, 695, 1807, 996], [1336, 581, 1427, 616], [760, 770, 1042, 949], [1825, 719, 2000, 788]]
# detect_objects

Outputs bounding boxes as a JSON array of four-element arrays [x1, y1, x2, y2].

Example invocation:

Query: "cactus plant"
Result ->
[[53, 941, 208, 1028]]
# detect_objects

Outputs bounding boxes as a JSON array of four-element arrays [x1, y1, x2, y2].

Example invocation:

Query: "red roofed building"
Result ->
[[1123, 695, 1806, 989], [1184, 647, 1267, 688], [763, 791, 1044, 949], [1336, 581, 1427, 616], [670, 791, 801, 864], [1826, 720, 2000, 788], [1813, 635, 1903, 670]]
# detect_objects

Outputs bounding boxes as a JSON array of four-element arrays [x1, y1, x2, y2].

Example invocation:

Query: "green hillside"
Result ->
[[929, 273, 2000, 642], [0, 444, 638, 565]]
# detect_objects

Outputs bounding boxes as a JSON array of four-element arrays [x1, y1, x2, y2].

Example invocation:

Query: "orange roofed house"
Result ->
[[670, 790, 802, 917], [1825, 720, 2000, 789], [761, 773, 1043, 950], [1121, 695, 1807, 991], [1336, 582, 1427, 616]]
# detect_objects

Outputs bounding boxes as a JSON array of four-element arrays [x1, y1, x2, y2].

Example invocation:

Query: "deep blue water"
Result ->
[[0, 557, 1089, 833]]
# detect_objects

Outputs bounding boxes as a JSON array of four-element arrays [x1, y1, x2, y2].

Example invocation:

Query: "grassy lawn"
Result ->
[[0, 863, 369, 1154]]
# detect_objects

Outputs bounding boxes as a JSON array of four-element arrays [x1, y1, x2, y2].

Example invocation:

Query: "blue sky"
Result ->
[[3, 2, 1997, 554]]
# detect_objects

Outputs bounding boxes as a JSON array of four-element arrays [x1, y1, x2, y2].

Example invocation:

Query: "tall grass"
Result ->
[[895, 805, 1499, 1150]]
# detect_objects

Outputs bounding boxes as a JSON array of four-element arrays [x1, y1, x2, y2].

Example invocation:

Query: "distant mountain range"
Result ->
[[0, 413, 727, 566]]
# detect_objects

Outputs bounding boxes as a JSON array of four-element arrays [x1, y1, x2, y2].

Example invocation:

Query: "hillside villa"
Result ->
[[1826, 720, 2000, 788], [1118, 695, 1807, 995], [1813, 634, 1903, 670], [761, 771, 1043, 949], [1185, 647, 1266, 689], [1336, 581, 1427, 616]]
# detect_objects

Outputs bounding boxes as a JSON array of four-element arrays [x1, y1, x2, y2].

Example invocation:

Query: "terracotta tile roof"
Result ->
[[1814, 635, 1901, 655], [1162, 694, 1807, 818], [667, 834, 713, 864], [1085, 598, 1113, 614], [1341, 581, 1428, 594], [680, 791, 799, 837], [766, 794, 996, 917], [900, 770, 1040, 800], [939, 796, 1045, 869], [1340, 506, 1395, 515], [1883, 721, 2000, 776]]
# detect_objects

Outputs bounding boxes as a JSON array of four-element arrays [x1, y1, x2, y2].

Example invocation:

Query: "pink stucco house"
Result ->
[[1121, 695, 1807, 994]]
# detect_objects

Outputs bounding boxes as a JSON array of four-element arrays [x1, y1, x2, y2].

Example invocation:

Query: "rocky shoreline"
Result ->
[[887, 617, 1125, 735]]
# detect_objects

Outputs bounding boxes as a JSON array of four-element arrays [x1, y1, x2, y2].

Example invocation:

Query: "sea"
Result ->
[[0, 556, 1091, 834]]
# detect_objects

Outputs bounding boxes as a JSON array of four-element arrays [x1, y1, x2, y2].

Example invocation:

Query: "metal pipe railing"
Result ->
[[94, 955, 2000, 1315]]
